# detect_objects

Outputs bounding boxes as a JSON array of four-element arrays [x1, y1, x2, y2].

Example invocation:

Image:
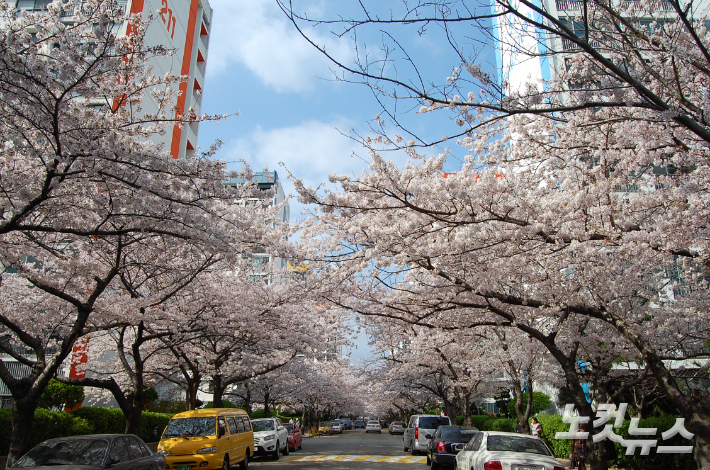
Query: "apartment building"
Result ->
[[10, 0, 213, 159], [494, 0, 710, 95]]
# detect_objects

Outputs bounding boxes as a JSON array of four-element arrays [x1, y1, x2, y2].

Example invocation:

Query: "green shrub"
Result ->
[[0, 408, 95, 455], [71, 407, 124, 434], [37, 379, 85, 411], [507, 392, 551, 418], [470, 415, 494, 429], [202, 400, 238, 409], [536, 414, 571, 458]]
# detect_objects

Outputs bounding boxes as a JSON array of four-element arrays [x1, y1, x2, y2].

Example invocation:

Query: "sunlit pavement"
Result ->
[[248, 428, 423, 469]]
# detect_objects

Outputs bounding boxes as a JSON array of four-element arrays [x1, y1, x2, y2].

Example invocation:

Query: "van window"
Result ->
[[236, 417, 246, 433], [243, 418, 252, 432], [218, 417, 227, 437], [227, 417, 238, 434], [418, 416, 451, 429]]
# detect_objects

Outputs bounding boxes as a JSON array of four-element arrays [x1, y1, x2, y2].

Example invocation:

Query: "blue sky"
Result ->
[[196, 0, 496, 361]]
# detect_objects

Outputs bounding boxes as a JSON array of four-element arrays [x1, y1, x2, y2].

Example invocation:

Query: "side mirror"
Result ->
[[106, 455, 120, 467], [424, 433, 433, 439], [277, 426, 285, 431]]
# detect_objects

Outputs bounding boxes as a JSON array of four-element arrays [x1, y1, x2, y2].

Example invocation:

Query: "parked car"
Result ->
[[354, 419, 366, 429], [340, 418, 353, 430], [389, 421, 406, 435], [318, 421, 334, 435], [365, 420, 382, 433], [455, 431, 564, 470], [331, 420, 343, 434], [425, 425, 478, 469], [403, 414, 452, 455], [158, 408, 253, 469], [251, 417, 290, 460], [284, 423, 302, 451], [10, 435, 164, 470]]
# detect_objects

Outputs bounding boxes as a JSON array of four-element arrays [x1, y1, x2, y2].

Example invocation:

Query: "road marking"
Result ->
[[286, 455, 428, 464]]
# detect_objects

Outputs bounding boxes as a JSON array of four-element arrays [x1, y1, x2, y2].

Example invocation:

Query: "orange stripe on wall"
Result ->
[[170, 0, 200, 159], [127, 0, 145, 35]]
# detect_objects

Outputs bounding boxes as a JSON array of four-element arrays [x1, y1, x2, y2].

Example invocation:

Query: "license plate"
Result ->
[[177, 465, 191, 470], [513, 466, 542, 470]]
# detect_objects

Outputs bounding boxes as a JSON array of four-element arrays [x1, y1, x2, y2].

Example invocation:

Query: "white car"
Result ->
[[366, 421, 382, 433], [252, 418, 290, 460], [455, 431, 564, 470], [332, 420, 343, 434]]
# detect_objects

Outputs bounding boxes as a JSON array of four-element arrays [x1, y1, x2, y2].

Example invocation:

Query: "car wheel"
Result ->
[[426, 453, 431, 465], [283, 440, 289, 456], [403, 440, 409, 452], [410, 443, 417, 455], [272, 442, 280, 460], [239, 451, 249, 470], [431, 457, 440, 470], [223, 455, 230, 470]]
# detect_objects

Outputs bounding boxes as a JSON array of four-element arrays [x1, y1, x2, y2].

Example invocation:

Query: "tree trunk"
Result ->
[[124, 401, 143, 435], [8, 396, 39, 466], [186, 379, 199, 411], [693, 429, 710, 470], [264, 391, 271, 417], [212, 374, 224, 408], [463, 394, 472, 426]]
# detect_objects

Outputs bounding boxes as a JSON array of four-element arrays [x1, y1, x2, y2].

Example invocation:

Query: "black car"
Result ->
[[353, 419, 366, 428], [425, 425, 478, 469], [10, 434, 165, 470]]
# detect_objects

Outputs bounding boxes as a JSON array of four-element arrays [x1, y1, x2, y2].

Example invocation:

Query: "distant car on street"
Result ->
[[284, 423, 303, 451], [389, 421, 406, 435], [332, 420, 343, 434], [339, 418, 353, 430], [366, 421, 382, 433], [354, 419, 366, 428], [10, 435, 165, 470], [318, 421, 334, 435]]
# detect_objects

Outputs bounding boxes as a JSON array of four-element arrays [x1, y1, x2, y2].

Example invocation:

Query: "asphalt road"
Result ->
[[249, 428, 429, 469]]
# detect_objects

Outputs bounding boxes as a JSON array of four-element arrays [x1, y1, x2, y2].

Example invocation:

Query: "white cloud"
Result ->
[[207, 0, 351, 93], [223, 119, 372, 219]]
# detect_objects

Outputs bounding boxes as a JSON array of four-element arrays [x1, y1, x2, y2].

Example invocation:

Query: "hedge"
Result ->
[[0, 408, 92, 455], [70, 407, 174, 443]]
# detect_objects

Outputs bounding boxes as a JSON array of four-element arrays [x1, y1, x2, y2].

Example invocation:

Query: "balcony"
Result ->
[[556, 0, 673, 10]]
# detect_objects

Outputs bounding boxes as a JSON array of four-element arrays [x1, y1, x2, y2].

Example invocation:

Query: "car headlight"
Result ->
[[264, 434, 276, 441], [197, 447, 218, 454], [157, 450, 172, 456]]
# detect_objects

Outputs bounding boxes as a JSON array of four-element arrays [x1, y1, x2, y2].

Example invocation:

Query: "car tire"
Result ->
[[223, 455, 230, 470], [272, 442, 280, 460], [283, 440, 289, 456], [426, 453, 431, 465], [431, 457, 440, 470], [239, 451, 249, 470], [403, 440, 409, 452], [410, 444, 417, 455]]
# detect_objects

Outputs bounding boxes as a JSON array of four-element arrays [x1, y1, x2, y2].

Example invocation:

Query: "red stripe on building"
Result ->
[[127, 0, 145, 36], [170, 0, 200, 159]]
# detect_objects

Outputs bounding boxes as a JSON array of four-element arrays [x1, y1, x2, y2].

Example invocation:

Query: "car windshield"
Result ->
[[419, 417, 451, 429], [340, 419, 351, 423], [164, 417, 216, 437], [487, 436, 552, 456], [393, 422, 405, 426], [332, 421, 341, 425], [440, 427, 478, 440], [284, 424, 294, 432], [14, 439, 108, 467], [252, 420, 276, 432], [368, 422, 379, 426]]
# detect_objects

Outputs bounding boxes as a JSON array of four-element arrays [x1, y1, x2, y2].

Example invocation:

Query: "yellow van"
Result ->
[[158, 408, 254, 470]]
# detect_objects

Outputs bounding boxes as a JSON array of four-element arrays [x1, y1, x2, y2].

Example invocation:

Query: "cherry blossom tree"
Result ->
[[0, 0, 279, 460], [282, 0, 710, 468]]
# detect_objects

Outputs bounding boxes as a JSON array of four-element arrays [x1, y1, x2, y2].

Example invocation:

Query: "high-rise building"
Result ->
[[10, 0, 213, 159], [493, 0, 710, 96]]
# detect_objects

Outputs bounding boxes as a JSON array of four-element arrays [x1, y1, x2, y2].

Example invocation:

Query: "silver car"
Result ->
[[403, 415, 452, 455]]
